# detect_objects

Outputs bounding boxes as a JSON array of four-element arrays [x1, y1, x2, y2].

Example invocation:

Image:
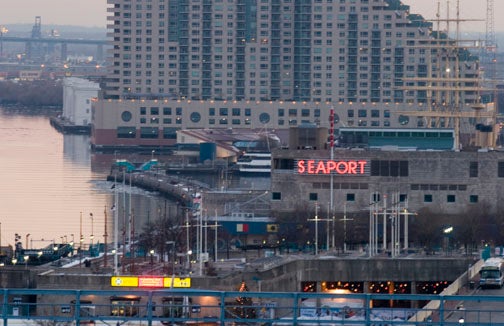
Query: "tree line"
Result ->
[[0, 79, 63, 107]]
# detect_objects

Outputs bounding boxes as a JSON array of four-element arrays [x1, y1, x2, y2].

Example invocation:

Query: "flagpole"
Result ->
[[114, 172, 119, 275], [329, 107, 335, 251], [103, 205, 108, 268]]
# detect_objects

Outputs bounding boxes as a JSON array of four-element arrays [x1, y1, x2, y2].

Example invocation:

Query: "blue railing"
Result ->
[[1, 288, 504, 325]]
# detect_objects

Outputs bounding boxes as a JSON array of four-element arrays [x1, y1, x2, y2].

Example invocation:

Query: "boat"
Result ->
[[236, 152, 271, 174]]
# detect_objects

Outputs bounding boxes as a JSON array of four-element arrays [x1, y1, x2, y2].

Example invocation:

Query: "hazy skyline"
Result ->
[[0, 0, 501, 33]]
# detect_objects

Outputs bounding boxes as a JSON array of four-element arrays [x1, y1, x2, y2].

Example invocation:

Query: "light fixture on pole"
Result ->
[[113, 174, 119, 275], [89, 213, 94, 248], [340, 203, 353, 253], [443, 226, 453, 255], [210, 209, 222, 262], [307, 203, 320, 255], [0, 26, 8, 59], [329, 107, 335, 250], [79, 212, 83, 267], [308, 202, 332, 255]]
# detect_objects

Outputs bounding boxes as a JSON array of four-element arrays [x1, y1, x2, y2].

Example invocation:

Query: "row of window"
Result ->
[[134, 107, 398, 119], [272, 192, 479, 204], [311, 183, 470, 192]]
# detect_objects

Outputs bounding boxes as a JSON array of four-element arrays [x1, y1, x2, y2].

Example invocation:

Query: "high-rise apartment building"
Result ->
[[92, 0, 489, 150]]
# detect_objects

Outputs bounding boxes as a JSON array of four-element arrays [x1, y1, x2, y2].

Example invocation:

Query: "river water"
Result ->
[[0, 106, 270, 251], [0, 106, 175, 249]]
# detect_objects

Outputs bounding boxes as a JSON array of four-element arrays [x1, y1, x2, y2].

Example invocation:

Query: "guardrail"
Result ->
[[0, 288, 503, 325]]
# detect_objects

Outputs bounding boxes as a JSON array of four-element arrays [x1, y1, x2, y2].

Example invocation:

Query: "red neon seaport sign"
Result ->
[[297, 159, 368, 175]]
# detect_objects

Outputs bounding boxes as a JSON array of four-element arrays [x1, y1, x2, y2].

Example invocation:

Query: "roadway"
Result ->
[[445, 285, 504, 324]]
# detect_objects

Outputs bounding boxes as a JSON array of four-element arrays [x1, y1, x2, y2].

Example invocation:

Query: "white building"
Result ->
[[62, 77, 99, 126]]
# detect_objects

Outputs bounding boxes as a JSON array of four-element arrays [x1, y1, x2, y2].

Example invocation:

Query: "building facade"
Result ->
[[62, 77, 100, 126], [270, 147, 504, 217], [92, 0, 490, 149]]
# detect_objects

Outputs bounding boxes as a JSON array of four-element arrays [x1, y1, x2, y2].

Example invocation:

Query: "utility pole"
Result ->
[[340, 203, 353, 253]]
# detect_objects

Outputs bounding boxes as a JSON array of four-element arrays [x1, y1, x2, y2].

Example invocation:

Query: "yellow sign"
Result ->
[[111, 276, 191, 288], [111, 276, 138, 287], [164, 277, 191, 288]]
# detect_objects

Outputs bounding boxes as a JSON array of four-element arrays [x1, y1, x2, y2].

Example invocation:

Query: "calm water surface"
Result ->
[[0, 106, 270, 250], [0, 106, 166, 249]]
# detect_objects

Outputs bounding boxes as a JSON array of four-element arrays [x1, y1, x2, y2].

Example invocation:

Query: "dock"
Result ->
[[49, 116, 91, 134]]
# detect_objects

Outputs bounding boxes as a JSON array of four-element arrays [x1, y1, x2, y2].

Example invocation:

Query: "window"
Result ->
[[346, 193, 355, 201], [469, 162, 478, 177], [121, 111, 132, 122], [190, 112, 201, 123], [140, 127, 159, 139], [309, 193, 318, 201], [469, 195, 478, 203], [272, 192, 281, 200], [370, 160, 408, 177], [447, 195, 456, 203], [424, 194, 433, 203], [117, 127, 136, 138]]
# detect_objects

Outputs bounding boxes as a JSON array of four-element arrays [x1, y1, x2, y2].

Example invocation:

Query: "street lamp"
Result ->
[[150, 249, 155, 266], [166, 241, 175, 268], [0, 26, 8, 59], [307, 203, 320, 255], [443, 226, 453, 255], [187, 250, 192, 272], [89, 213, 94, 248]]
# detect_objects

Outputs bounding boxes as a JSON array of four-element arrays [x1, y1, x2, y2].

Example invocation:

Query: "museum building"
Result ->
[[270, 127, 504, 218]]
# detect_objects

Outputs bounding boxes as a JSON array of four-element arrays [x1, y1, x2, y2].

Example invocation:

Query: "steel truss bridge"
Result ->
[[0, 36, 107, 62], [0, 288, 503, 325]]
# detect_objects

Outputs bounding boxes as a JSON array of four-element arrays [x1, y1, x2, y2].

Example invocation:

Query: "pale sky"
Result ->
[[0, 0, 501, 32]]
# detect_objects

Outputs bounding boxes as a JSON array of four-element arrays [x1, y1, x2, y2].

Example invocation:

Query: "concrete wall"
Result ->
[[191, 257, 477, 292]]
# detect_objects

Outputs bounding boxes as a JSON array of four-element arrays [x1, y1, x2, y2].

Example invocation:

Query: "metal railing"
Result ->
[[0, 288, 503, 325]]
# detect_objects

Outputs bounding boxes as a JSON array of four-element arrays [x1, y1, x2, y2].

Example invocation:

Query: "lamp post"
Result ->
[[0, 26, 7, 59], [149, 249, 155, 266], [307, 203, 320, 255], [308, 203, 333, 255], [79, 212, 84, 267], [187, 250, 192, 272], [166, 241, 175, 275], [89, 213, 94, 250], [444, 226, 453, 255], [340, 203, 353, 253]]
